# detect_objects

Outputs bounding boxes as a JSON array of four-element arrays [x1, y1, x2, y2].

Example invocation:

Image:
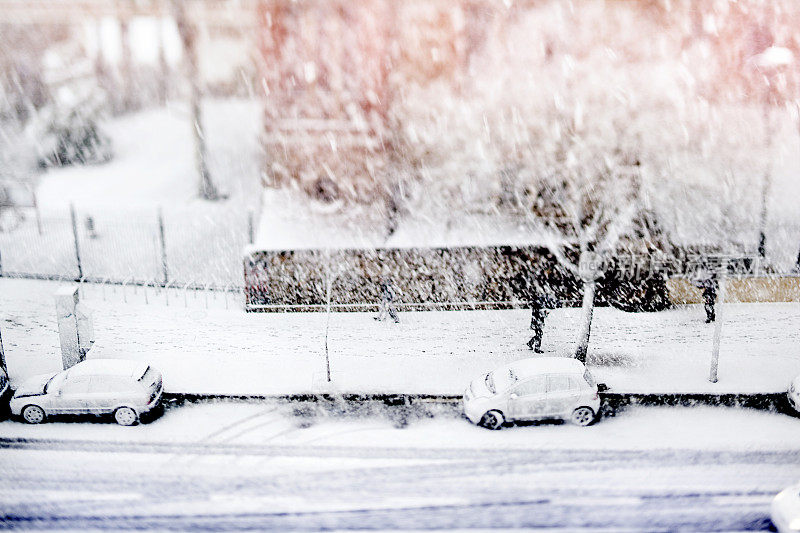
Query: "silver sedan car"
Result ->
[[10, 359, 163, 426]]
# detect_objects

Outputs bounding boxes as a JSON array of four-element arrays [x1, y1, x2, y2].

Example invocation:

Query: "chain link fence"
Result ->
[[0, 205, 253, 298]]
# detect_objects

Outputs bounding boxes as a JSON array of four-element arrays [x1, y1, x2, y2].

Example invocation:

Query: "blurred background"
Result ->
[[1, 0, 799, 292]]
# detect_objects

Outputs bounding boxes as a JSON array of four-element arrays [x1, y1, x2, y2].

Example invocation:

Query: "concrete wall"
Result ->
[[667, 276, 800, 304]]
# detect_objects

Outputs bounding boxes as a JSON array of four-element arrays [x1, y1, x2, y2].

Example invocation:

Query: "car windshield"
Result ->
[[485, 372, 495, 394], [139, 366, 155, 384], [43, 373, 65, 394], [486, 367, 518, 394]]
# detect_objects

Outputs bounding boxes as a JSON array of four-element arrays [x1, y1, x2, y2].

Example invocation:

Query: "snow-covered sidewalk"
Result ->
[[1, 278, 799, 396]]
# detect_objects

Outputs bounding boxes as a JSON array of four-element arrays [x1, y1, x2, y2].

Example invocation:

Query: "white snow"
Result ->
[[0, 399, 799, 454], [0, 99, 262, 286], [2, 278, 799, 396], [35, 99, 262, 209], [65, 358, 148, 378], [253, 188, 551, 251]]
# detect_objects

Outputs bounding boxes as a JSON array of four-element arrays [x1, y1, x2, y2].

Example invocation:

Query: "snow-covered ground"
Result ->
[[1, 399, 799, 453], [252, 188, 554, 251], [35, 99, 262, 210], [2, 278, 799, 395], [0, 400, 798, 531], [0, 99, 261, 286]]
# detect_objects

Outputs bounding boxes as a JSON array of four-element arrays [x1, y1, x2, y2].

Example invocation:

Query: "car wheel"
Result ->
[[114, 407, 138, 426], [22, 405, 45, 424], [479, 410, 505, 430], [570, 406, 595, 427]]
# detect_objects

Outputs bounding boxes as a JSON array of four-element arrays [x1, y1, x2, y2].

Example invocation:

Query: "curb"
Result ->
[[163, 392, 794, 413], [163, 392, 461, 405], [602, 392, 792, 412]]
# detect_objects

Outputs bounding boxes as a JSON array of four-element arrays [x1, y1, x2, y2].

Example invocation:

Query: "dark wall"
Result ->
[[244, 245, 672, 312]]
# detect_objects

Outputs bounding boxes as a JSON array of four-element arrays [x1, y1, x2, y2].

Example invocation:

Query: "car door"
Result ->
[[53, 376, 91, 414], [85, 376, 119, 414], [506, 376, 548, 421], [545, 374, 581, 417]]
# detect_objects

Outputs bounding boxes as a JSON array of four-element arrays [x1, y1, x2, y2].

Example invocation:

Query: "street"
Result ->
[[1, 402, 798, 531]]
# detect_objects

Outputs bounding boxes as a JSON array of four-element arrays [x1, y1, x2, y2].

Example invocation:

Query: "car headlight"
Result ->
[[789, 518, 800, 531]]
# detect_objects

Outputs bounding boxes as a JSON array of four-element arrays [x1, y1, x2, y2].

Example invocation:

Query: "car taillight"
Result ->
[[593, 391, 599, 400]]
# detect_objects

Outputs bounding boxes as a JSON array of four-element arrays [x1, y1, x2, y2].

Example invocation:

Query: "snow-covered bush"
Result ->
[[32, 86, 112, 168]]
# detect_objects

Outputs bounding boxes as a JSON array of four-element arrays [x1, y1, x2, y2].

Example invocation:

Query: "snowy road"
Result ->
[[1, 403, 798, 531], [0, 439, 789, 531]]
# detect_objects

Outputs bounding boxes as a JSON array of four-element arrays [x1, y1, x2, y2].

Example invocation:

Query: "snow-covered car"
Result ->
[[788, 375, 800, 413], [10, 359, 163, 426], [463, 357, 601, 429], [771, 482, 800, 532]]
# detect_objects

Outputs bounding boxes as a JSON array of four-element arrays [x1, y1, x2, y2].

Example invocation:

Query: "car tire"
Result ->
[[114, 407, 138, 426], [21, 405, 46, 425], [479, 410, 505, 430], [570, 406, 596, 427]]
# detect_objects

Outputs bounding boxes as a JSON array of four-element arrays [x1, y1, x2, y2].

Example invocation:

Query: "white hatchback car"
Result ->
[[10, 359, 163, 426], [463, 357, 601, 429], [772, 482, 800, 532]]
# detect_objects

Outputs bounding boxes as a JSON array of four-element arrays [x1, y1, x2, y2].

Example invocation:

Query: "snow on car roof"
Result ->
[[67, 359, 148, 379], [503, 357, 586, 377]]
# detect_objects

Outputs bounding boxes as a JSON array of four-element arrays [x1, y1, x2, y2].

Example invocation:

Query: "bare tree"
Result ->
[[173, 0, 220, 201], [532, 157, 640, 363]]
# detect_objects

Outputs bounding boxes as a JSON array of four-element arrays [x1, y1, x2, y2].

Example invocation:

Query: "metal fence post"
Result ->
[[70, 204, 83, 281], [158, 208, 168, 285], [247, 209, 255, 245], [32, 188, 43, 235]]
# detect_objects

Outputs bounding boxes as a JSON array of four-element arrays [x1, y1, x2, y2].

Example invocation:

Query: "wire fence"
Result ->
[[74, 279, 243, 310], [3, 202, 798, 312], [0, 205, 254, 299]]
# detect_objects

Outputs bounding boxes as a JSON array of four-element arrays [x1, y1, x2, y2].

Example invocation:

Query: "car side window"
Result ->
[[568, 376, 583, 390], [89, 377, 113, 393], [90, 377, 134, 393], [513, 376, 547, 397], [547, 375, 572, 393], [61, 376, 91, 395]]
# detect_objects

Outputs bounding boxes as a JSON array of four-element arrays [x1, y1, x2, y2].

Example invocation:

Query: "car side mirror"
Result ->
[[597, 383, 609, 393]]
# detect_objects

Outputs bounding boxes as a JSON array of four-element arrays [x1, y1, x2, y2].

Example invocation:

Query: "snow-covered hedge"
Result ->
[[244, 245, 672, 312]]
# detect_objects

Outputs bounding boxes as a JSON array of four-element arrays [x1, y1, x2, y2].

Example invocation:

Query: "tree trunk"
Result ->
[[174, 0, 219, 201], [574, 280, 596, 364], [156, 17, 170, 105], [795, 243, 800, 273], [757, 101, 773, 258], [0, 327, 7, 373], [119, 17, 134, 112], [708, 275, 727, 383]]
